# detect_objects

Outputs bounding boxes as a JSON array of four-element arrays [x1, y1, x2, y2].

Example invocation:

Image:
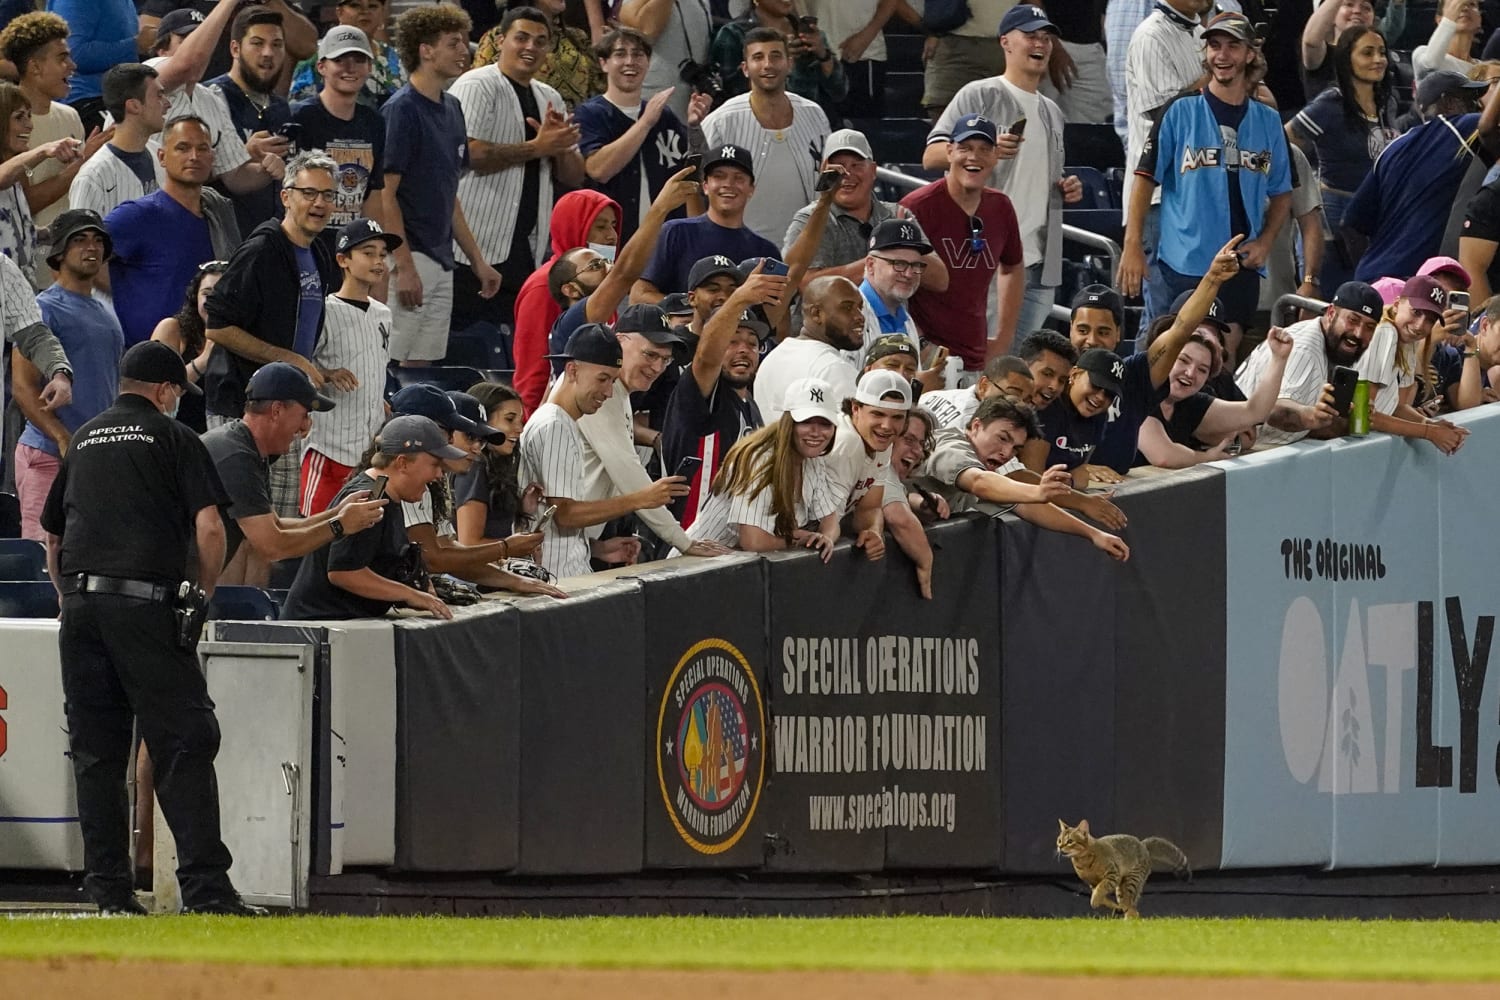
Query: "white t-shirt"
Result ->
[[821, 413, 899, 514], [1354, 319, 1417, 416], [808, 0, 888, 61], [754, 336, 859, 424], [920, 387, 980, 430], [685, 452, 840, 549], [518, 402, 593, 579], [997, 78, 1047, 267], [742, 127, 808, 248]]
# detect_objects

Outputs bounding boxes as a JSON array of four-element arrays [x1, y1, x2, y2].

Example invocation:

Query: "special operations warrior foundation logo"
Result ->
[[657, 638, 766, 854]]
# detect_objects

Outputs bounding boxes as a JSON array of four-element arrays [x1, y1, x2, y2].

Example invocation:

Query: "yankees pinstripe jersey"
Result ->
[[683, 452, 840, 550], [305, 295, 393, 467], [1, 251, 43, 340], [70, 145, 161, 220], [518, 402, 594, 579], [144, 59, 251, 178], [1234, 315, 1327, 449], [822, 415, 897, 515], [699, 93, 829, 247], [1122, 5, 1203, 212], [449, 66, 566, 267]]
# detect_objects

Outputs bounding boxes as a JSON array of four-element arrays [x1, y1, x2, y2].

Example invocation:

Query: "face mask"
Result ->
[[588, 242, 617, 263], [165, 393, 181, 419]]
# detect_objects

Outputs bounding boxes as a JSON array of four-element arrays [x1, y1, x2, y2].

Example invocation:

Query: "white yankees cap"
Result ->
[[783, 377, 839, 423]]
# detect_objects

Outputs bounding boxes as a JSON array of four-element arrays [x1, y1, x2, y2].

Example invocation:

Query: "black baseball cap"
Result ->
[[378, 414, 467, 461], [687, 254, 742, 290], [702, 144, 755, 181], [708, 303, 772, 341], [1075, 348, 1126, 398], [120, 340, 201, 395], [1416, 69, 1489, 109], [1330, 280, 1385, 320], [336, 218, 402, 255], [868, 218, 932, 255], [45, 208, 112, 269], [391, 383, 489, 438], [1168, 288, 1229, 333], [616, 303, 684, 345], [444, 390, 506, 443], [246, 361, 336, 411], [1070, 284, 1124, 327], [546, 322, 625, 367], [659, 292, 694, 317]]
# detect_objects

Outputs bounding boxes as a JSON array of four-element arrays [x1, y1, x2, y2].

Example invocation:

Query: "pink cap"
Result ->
[[1371, 276, 1404, 305], [1417, 256, 1471, 286]]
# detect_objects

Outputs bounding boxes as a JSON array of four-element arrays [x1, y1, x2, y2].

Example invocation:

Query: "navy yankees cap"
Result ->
[[1071, 284, 1124, 326], [616, 303, 684, 345], [1076, 348, 1126, 398], [246, 361, 336, 411], [444, 390, 506, 443], [1169, 288, 1230, 333], [702, 143, 755, 181], [336, 218, 402, 255], [391, 383, 488, 438], [155, 8, 204, 49], [1330, 280, 1385, 320], [951, 114, 997, 145], [659, 292, 695, 317], [121, 340, 201, 395], [869, 218, 933, 254], [688, 254, 743, 290], [546, 323, 625, 368], [998, 4, 1058, 35]]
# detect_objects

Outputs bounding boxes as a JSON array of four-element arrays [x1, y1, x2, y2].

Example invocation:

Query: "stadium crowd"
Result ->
[[5, 0, 1499, 612]]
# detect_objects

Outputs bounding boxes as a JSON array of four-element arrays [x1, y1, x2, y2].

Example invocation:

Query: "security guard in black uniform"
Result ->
[[40, 341, 264, 916]]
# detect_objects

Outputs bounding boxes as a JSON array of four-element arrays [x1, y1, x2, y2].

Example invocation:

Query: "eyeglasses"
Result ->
[[967, 215, 986, 255], [638, 346, 675, 367], [870, 254, 928, 274], [288, 186, 337, 203]]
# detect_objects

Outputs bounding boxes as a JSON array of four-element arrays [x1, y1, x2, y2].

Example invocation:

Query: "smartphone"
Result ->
[[673, 455, 704, 481], [276, 121, 303, 143], [1448, 290, 1471, 312], [1008, 116, 1027, 138], [1330, 365, 1359, 417], [368, 476, 388, 502], [744, 256, 790, 277], [815, 167, 843, 192], [798, 15, 819, 30], [683, 153, 702, 181], [532, 503, 558, 532]]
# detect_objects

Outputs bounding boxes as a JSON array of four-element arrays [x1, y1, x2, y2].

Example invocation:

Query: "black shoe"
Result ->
[[96, 895, 148, 916], [183, 896, 269, 916]]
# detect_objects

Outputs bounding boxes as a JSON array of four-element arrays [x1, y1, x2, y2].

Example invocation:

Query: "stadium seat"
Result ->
[[0, 581, 59, 618], [0, 492, 19, 538], [388, 365, 490, 394], [208, 586, 280, 621], [1063, 208, 1124, 245], [0, 538, 47, 581], [484, 369, 516, 386], [1063, 123, 1125, 171], [1066, 166, 1113, 210]]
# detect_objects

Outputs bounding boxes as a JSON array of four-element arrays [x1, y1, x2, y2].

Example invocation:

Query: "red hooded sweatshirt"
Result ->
[[512, 189, 621, 414]]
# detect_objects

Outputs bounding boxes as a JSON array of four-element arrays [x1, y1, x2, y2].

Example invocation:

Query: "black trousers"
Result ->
[[451, 254, 532, 336], [58, 593, 235, 907]]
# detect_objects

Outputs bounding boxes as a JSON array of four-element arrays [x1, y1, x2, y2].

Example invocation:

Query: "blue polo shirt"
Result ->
[[381, 83, 469, 269], [860, 278, 911, 334], [19, 285, 125, 457]]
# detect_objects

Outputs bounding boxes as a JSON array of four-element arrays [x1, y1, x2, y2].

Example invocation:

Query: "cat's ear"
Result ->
[[1078, 819, 1090, 833], [1058, 818, 1067, 831]]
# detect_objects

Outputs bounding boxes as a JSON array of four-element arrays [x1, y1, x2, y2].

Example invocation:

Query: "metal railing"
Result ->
[[874, 165, 1124, 326], [1271, 293, 1329, 328]]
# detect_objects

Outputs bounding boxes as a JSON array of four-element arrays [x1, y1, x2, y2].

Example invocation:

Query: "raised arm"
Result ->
[[1146, 236, 1245, 386]]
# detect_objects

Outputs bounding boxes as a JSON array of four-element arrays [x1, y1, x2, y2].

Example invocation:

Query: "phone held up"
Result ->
[[1329, 365, 1359, 417], [368, 475, 389, 503], [673, 455, 704, 481]]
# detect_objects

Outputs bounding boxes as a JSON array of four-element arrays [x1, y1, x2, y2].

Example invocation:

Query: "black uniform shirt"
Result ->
[[41, 393, 228, 583], [281, 471, 412, 621], [201, 419, 273, 567]]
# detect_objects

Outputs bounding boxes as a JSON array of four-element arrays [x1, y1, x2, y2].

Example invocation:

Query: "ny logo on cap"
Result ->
[[1430, 286, 1446, 304], [721, 146, 737, 158], [900, 223, 916, 241], [713, 255, 733, 267], [1026, 5, 1046, 16], [809, 387, 825, 402], [1111, 361, 1125, 380], [366, 220, 384, 233], [188, 9, 204, 20]]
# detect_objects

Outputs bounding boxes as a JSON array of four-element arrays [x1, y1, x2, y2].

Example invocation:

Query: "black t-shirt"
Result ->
[[1206, 368, 1246, 402], [201, 419, 272, 566], [507, 73, 542, 270], [290, 97, 387, 259], [1463, 180, 1500, 297], [209, 74, 291, 236], [1037, 394, 1108, 470], [1090, 352, 1157, 474], [40, 393, 228, 583], [1158, 391, 1216, 448], [281, 471, 413, 620], [1048, 0, 1105, 44], [661, 369, 762, 525], [452, 462, 515, 540]]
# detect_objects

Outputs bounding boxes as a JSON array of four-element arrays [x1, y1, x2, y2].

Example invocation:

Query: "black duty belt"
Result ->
[[61, 574, 175, 603]]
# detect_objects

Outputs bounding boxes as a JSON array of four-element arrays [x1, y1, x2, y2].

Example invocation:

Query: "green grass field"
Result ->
[[2, 916, 1500, 981]]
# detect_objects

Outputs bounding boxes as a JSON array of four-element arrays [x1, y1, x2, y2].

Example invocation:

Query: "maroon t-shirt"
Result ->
[[900, 179, 1023, 369]]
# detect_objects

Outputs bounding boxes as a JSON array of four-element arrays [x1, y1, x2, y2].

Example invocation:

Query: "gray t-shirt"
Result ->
[[202, 418, 271, 565], [913, 426, 1016, 516]]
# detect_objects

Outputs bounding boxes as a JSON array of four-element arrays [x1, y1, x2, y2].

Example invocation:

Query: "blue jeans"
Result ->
[[1015, 263, 1059, 341]]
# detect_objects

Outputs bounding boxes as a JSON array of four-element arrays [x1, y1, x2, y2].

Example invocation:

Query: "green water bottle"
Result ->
[[1350, 379, 1371, 437]]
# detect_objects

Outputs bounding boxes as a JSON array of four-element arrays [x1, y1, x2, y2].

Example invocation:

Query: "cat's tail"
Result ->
[[1142, 837, 1192, 880]]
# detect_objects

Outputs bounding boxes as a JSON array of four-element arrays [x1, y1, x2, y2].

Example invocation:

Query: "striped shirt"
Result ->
[[1105, 0, 1155, 144], [305, 295, 392, 467], [684, 453, 840, 549], [518, 401, 594, 579], [449, 66, 565, 266], [700, 93, 830, 247], [1, 251, 43, 340], [70, 145, 161, 220], [1122, 6, 1204, 212], [1234, 315, 1327, 449], [143, 61, 251, 178]]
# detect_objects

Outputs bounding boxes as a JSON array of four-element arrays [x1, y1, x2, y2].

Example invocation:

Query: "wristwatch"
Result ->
[[329, 517, 345, 540]]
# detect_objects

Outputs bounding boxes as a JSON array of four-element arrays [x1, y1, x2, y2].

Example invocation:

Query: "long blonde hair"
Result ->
[[709, 413, 808, 542]]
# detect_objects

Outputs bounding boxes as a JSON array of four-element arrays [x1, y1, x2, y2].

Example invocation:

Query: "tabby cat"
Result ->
[[1055, 818, 1190, 919]]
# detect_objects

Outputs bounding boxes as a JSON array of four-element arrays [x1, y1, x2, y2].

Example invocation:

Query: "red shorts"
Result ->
[[300, 449, 355, 516]]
